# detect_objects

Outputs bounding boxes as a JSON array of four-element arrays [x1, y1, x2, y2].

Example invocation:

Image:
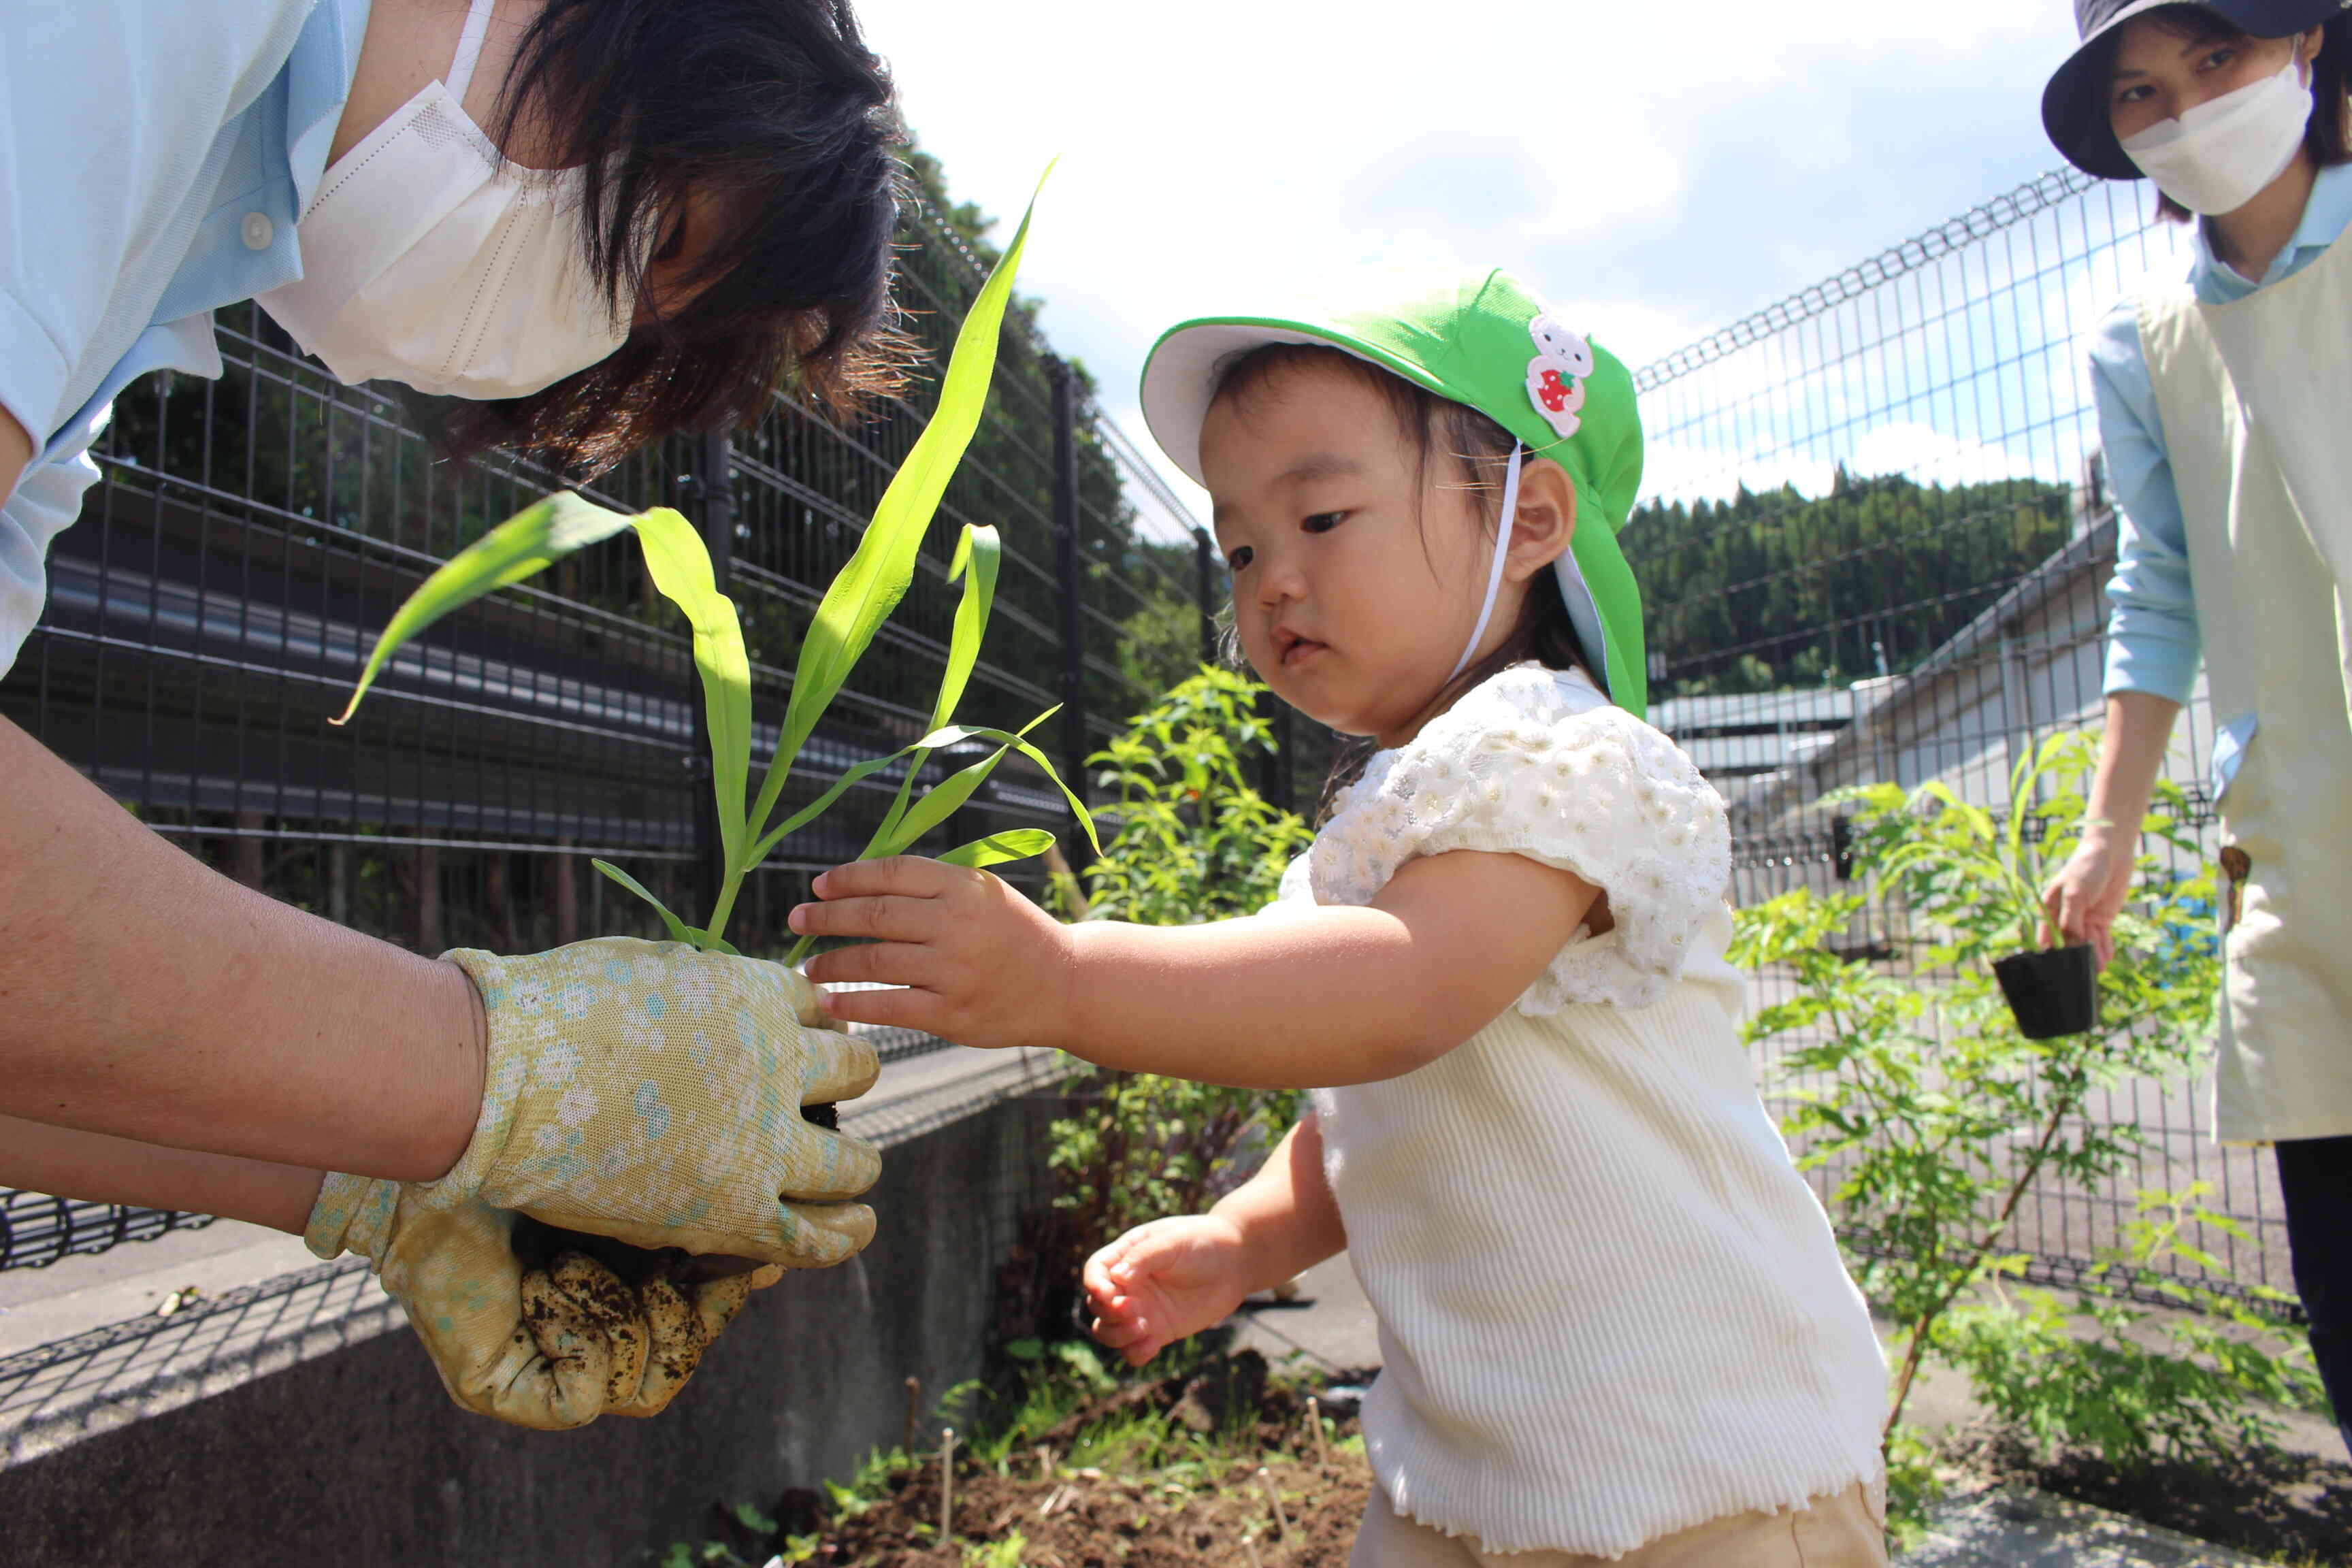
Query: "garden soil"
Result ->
[[813, 1448, 1374, 1567], [796, 1356, 1376, 1567]]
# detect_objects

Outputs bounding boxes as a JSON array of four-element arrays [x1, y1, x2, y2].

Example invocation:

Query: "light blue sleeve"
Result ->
[[0, 0, 320, 672], [2087, 300, 2202, 706]]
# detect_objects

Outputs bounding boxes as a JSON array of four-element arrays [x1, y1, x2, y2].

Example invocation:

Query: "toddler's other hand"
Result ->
[[1083, 1215, 1253, 1367]]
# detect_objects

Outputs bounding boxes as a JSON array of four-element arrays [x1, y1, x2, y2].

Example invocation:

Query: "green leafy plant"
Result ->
[[1940, 1185, 2323, 1471], [1004, 672, 1314, 1328], [1058, 666, 1314, 929], [332, 172, 1094, 952], [1732, 734, 2313, 1537], [1856, 731, 2104, 957]]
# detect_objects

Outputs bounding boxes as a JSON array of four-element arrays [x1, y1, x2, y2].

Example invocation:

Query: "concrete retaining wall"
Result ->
[[0, 1091, 1058, 1567]]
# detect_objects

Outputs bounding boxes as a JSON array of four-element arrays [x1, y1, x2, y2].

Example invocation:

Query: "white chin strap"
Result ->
[[1446, 442, 1525, 684]]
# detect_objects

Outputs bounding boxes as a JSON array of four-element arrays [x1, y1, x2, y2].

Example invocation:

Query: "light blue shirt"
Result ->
[[0, 0, 370, 673], [2089, 159, 2352, 706]]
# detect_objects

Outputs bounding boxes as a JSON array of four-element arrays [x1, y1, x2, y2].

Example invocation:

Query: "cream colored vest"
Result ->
[[2138, 229, 2352, 1143]]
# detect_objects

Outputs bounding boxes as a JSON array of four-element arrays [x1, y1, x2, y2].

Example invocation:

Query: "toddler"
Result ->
[[795, 270, 1889, 1567]]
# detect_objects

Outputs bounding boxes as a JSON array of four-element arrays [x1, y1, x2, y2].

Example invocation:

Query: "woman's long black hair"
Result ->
[[427, 0, 913, 472]]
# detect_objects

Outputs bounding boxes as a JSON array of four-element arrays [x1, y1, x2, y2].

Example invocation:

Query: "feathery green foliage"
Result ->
[[1732, 735, 2319, 1540]]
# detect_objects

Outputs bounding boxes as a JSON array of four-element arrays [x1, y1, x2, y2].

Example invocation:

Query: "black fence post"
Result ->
[[688, 431, 735, 921], [1048, 360, 1092, 849], [1195, 528, 1218, 670]]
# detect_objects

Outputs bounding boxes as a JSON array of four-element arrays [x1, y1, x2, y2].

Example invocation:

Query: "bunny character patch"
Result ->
[[1525, 314, 1594, 440]]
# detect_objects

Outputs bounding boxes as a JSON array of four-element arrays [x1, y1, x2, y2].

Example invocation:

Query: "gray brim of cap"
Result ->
[[2044, 0, 2341, 178]]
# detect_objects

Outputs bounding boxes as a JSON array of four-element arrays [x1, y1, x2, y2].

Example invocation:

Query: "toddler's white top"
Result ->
[[1279, 662, 1886, 1557]]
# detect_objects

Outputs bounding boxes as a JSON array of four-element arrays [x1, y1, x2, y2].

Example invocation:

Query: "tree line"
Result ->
[[1624, 468, 2076, 697]]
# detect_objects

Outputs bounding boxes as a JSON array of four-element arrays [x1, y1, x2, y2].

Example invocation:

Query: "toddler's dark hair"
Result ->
[[1208, 342, 1595, 824]]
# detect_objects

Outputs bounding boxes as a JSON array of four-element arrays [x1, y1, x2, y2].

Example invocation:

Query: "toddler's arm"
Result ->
[[1087, 1113, 1344, 1367], [795, 847, 1598, 1088]]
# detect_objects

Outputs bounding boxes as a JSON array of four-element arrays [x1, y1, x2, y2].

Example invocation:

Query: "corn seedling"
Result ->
[[331, 169, 1094, 955]]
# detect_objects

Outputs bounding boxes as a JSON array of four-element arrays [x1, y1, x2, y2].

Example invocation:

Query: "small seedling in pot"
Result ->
[[1833, 732, 2102, 1041], [332, 167, 1094, 960]]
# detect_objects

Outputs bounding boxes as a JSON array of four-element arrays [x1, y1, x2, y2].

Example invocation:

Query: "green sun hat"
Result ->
[[1139, 267, 1648, 718]]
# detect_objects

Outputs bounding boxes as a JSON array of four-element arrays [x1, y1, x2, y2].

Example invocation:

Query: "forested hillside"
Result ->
[[1624, 468, 2076, 696]]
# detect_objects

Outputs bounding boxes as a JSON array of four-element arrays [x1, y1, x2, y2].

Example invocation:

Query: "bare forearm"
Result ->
[[1062, 911, 1446, 1088], [2087, 691, 2183, 843], [0, 718, 484, 1180], [0, 1115, 325, 1235], [1209, 1115, 1346, 1295]]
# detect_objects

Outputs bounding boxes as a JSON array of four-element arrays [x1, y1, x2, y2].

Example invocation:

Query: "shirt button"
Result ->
[[241, 212, 275, 250]]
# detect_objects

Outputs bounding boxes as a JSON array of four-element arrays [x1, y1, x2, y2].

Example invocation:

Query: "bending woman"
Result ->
[[0, 0, 905, 1426], [2039, 0, 2352, 1448]]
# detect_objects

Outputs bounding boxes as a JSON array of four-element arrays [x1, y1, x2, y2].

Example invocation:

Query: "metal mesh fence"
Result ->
[[1627, 167, 2293, 1305], [0, 201, 1201, 1271]]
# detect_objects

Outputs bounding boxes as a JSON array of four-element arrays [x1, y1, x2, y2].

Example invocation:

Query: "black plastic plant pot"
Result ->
[[1993, 944, 2098, 1040]]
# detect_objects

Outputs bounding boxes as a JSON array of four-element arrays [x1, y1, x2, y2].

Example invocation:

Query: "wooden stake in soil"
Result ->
[[940, 1427, 958, 1541], [1306, 1396, 1328, 1464], [1257, 1465, 1289, 1539], [1241, 1531, 1264, 1568]]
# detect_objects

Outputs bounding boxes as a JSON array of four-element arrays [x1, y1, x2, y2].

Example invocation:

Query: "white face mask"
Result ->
[[256, 0, 632, 398], [2120, 45, 2313, 217]]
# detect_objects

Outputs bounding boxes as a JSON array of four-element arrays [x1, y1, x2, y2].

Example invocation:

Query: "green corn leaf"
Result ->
[[979, 718, 1102, 856], [632, 508, 752, 873], [331, 491, 752, 911], [932, 524, 1001, 734], [742, 725, 996, 866], [333, 492, 637, 724], [865, 742, 1017, 861], [861, 714, 1099, 862], [938, 829, 1056, 870], [862, 523, 1007, 857], [681, 927, 742, 958], [591, 859, 695, 947], [746, 166, 1051, 852]]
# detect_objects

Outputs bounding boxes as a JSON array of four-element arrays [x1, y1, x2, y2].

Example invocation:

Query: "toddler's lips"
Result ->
[[1275, 630, 1327, 667]]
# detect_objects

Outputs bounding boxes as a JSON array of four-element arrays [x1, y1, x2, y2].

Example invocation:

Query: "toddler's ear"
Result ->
[[1506, 458, 1578, 581]]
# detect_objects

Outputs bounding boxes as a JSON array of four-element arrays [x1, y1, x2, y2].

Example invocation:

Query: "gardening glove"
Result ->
[[360, 936, 881, 1267], [305, 1177, 784, 1429]]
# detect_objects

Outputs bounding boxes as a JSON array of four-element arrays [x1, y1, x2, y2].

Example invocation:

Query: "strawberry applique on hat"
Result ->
[[1525, 314, 1595, 440]]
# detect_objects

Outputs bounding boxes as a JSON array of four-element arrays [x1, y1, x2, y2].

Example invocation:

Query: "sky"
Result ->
[[861, 1, 2097, 529]]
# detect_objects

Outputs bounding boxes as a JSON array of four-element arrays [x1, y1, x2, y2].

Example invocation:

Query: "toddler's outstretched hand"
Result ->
[[1083, 1215, 1254, 1367], [793, 858, 1069, 1049]]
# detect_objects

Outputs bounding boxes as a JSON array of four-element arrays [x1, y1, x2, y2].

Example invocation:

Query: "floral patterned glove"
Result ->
[[435, 936, 881, 1265], [306, 1178, 784, 1429]]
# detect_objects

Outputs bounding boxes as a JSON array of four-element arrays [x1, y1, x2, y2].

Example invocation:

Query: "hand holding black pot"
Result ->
[[2043, 827, 2135, 971]]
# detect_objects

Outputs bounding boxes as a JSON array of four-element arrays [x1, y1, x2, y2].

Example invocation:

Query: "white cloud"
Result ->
[[864, 1, 2098, 527]]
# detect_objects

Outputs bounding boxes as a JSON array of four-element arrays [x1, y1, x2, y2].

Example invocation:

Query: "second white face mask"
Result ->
[[2121, 47, 2313, 217]]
